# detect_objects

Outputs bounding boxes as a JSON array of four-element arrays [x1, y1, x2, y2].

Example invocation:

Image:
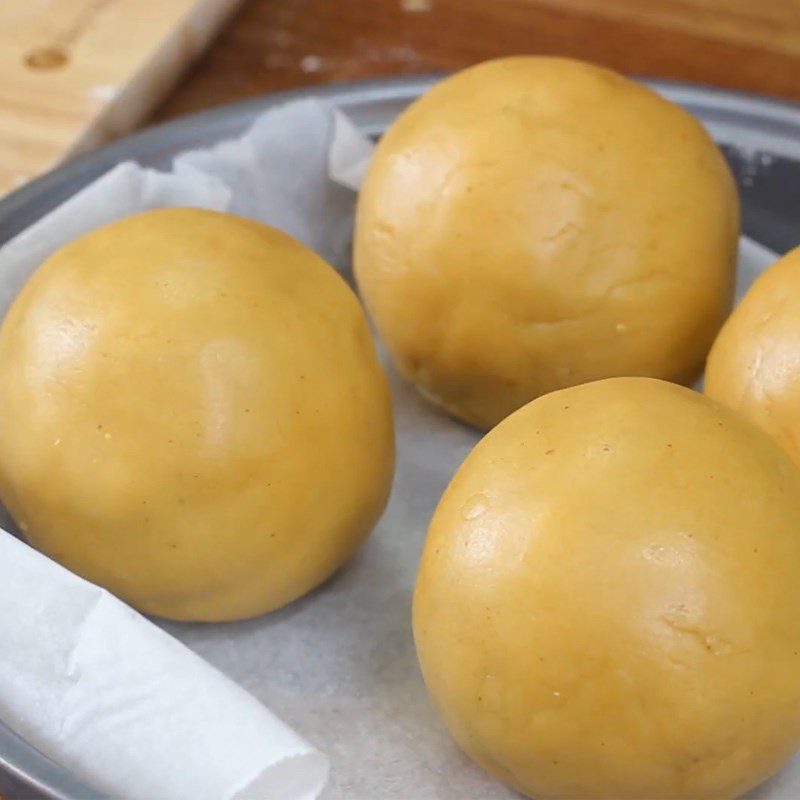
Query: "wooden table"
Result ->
[[157, 0, 800, 121]]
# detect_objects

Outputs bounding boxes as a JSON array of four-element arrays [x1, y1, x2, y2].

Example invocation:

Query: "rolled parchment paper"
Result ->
[[0, 532, 328, 800], [0, 98, 371, 800]]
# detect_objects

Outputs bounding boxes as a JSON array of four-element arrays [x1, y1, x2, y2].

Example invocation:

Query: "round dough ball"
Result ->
[[355, 57, 739, 429], [414, 377, 800, 800], [706, 245, 800, 466], [0, 208, 394, 622]]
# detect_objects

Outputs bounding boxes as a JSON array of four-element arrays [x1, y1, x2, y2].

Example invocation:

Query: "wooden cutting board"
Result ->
[[0, 0, 245, 196]]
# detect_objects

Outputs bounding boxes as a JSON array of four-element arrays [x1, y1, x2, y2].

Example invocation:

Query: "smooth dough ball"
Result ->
[[414, 377, 800, 800], [0, 208, 394, 622], [706, 245, 800, 466], [354, 57, 740, 429]]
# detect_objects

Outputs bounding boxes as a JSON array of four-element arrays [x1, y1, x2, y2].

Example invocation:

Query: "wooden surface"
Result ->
[[3, 0, 800, 193], [0, 0, 244, 194], [157, 0, 800, 121]]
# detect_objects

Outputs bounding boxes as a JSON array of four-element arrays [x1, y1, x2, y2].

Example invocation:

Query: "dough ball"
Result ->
[[706, 245, 800, 466], [0, 208, 394, 621], [414, 377, 800, 799], [355, 57, 739, 428]]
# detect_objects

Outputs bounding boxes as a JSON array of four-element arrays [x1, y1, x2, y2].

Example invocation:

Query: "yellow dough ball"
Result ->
[[414, 377, 800, 800], [355, 57, 739, 429], [706, 245, 800, 467], [0, 209, 394, 622]]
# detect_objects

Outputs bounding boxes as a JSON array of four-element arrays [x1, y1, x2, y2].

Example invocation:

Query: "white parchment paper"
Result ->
[[0, 95, 792, 799], [0, 533, 328, 800]]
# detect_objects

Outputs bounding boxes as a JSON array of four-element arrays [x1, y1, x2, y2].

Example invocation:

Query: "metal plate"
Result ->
[[0, 75, 798, 800]]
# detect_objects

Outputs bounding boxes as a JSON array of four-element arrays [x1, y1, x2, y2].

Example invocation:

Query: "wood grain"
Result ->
[[157, 0, 800, 121], [0, 0, 244, 193]]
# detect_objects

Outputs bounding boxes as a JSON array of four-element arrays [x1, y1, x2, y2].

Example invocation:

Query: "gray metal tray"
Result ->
[[0, 75, 798, 800]]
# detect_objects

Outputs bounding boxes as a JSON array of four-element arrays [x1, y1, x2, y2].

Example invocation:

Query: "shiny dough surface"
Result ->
[[414, 377, 800, 799], [355, 57, 740, 428], [0, 208, 395, 621], [706, 245, 800, 468]]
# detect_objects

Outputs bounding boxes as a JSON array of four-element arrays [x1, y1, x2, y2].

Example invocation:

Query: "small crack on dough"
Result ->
[[507, 268, 678, 333], [740, 343, 787, 435], [739, 345, 766, 410], [522, 309, 600, 328], [607, 269, 677, 297], [540, 219, 579, 244], [660, 614, 735, 657]]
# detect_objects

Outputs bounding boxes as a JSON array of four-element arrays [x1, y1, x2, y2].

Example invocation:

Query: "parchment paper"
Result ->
[[0, 95, 791, 799], [0, 533, 328, 800]]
